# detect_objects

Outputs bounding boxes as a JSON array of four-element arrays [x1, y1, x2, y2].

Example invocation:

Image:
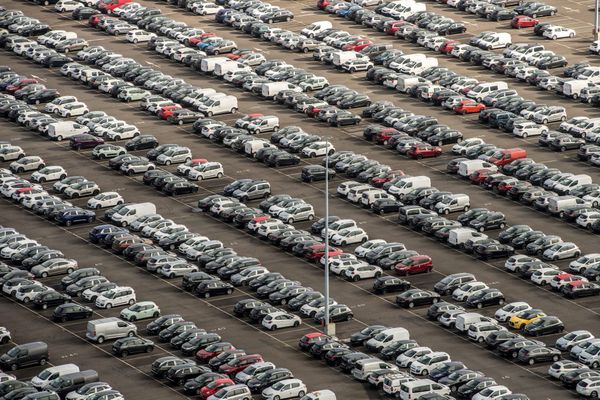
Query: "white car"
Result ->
[[410, 352, 451, 376], [95, 286, 136, 309], [64, 181, 100, 198], [396, 347, 433, 368], [452, 137, 485, 155], [301, 141, 335, 158], [556, 330, 595, 352], [10, 156, 45, 173], [512, 122, 547, 138], [548, 360, 585, 379], [105, 125, 140, 141], [54, 0, 83, 12], [330, 227, 369, 246], [354, 239, 387, 258], [187, 162, 224, 181], [544, 26, 576, 40], [235, 362, 275, 384], [0, 372, 15, 383], [504, 255, 539, 272], [194, 2, 223, 15], [344, 264, 383, 281], [0, 146, 25, 162], [530, 268, 560, 286], [330, 259, 366, 276], [472, 385, 512, 400], [160, 262, 198, 278], [15, 284, 49, 303], [87, 192, 124, 209], [261, 378, 307, 400], [30, 166, 67, 183], [576, 211, 600, 229], [494, 301, 531, 322], [452, 281, 489, 302], [261, 311, 301, 330], [56, 102, 89, 117], [542, 242, 581, 260], [569, 253, 600, 274]]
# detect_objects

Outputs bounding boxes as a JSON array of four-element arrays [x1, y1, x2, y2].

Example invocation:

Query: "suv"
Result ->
[[232, 181, 271, 202]]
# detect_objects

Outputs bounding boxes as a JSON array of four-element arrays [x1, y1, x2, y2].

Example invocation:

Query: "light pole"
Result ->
[[324, 137, 333, 336], [595, 0, 599, 40]]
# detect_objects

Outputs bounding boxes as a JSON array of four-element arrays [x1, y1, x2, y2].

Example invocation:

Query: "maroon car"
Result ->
[[70, 134, 104, 150]]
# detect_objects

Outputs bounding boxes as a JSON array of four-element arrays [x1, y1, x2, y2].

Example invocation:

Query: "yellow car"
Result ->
[[509, 309, 547, 330]]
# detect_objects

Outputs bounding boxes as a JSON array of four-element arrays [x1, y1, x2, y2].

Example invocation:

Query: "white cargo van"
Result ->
[[200, 56, 229, 73], [111, 202, 157, 226], [448, 228, 488, 248], [389, 53, 426, 72], [547, 196, 590, 217], [399, 57, 438, 75], [388, 176, 431, 199], [455, 313, 494, 333], [399, 379, 450, 400], [31, 364, 80, 389], [197, 95, 238, 116], [351, 359, 397, 381], [478, 32, 512, 50], [245, 139, 275, 157], [466, 82, 509, 102], [47, 121, 89, 141], [332, 51, 363, 67], [85, 317, 137, 343], [213, 60, 251, 77], [395, 75, 431, 93], [261, 82, 302, 99], [301, 21, 333, 38], [434, 194, 470, 214], [563, 80, 593, 99], [365, 327, 410, 351], [457, 159, 498, 177], [552, 174, 592, 195]]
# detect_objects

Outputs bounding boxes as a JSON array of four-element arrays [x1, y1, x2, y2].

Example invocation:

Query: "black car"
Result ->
[[473, 243, 514, 260], [247, 368, 293, 393], [167, 110, 202, 125], [167, 364, 210, 385], [373, 276, 410, 294], [465, 288, 505, 308], [562, 281, 600, 298], [301, 165, 336, 182], [32, 290, 71, 310], [73, 7, 100, 20], [180, 333, 222, 356], [426, 301, 464, 320], [25, 89, 60, 105], [52, 302, 92, 322], [163, 181, 199, 195], [456, 377, 497, 397], [469, 212, 506, 232], [195, 280, 234, 298], [523, 316, 564, 336], [266, 152, 300, 167], [182, 372, 227, 395], [371, 199, 402, 215], [112, 336, 155, 357], [485, 331, 522, 349], [349, 325, 387, 346], [517, 345, 560, 365], [429, 361, 467, 382], [125, 135, 159, 151], [329, 112, 361, 127], [379, 340, 419, 361], [395, 289, 440, 308]]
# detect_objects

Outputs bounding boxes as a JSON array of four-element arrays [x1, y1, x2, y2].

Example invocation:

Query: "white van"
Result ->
[[332, 51, 363, 67], [448, 228, 488, 248], [111, 202, 157, 226], [301, 21, 333, 38], [197, 95, 238, 116], [562, 80, 592, 99], [478, 32, 512, 50], [388, 176, 431, 199], [360, 189, 395, 208], [365, 327, 410, 352], [47, 121, 89, 141], [300, 390, 336, 400], [455, 313, 495, 333], [31, 364, 80, 389], [351, 359, 397, 381], [261, 82, 302, 99], [245, 139, 275, 157], [214, 60, 251, 78], [396, 75, 431, 93], [389, 53, 426, 72], [389, 2, 426, 18], [85, 317, 137, 343], [547, 196, 590, 217], [553, 175, 592, 195], [200, 56, 229, 73], [466, 82, 509, 102], [399, 57, 438, 75], [399, 379, 450, 400], [434, 194, 470, 214], [457, 159, 498, 177]]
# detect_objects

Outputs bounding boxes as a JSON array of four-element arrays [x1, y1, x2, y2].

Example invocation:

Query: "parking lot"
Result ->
[[1, 0, 600, 399]]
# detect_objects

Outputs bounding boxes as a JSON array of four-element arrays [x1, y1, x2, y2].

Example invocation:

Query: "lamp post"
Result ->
[[324, 136, 333, 336], [595, 0, 599, 40]]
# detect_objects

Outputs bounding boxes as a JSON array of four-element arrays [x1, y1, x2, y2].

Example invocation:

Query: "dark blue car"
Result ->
[[55, 208, 96, 226], [88, 224, 128, 243]]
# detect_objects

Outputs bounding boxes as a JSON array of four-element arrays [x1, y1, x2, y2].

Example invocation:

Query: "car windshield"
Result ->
[[103, 291, 117, 299], [37, 369, 53, 379]]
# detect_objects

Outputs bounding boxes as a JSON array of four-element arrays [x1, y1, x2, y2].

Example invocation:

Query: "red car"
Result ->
[[342, 38, 373, 52], [304, 244, 342, 261], [188, 33, 217, 47], [440, 40, 458, 54], [218, 354, 263, 376], [317, 0, 331, 10], [375, 128, 400, 145], [158, 105, 181, 119], [385, 21, 405, 35], [88, 14, 106, 27], [454, 99, 486, 114], [6, 79, 38, 94], [394, 255, 433, 275], [511, 15, 539, 28], [469, 169, 496, 184], [299, 332, 326, 350], [407, 144, 442, 159], [98, 0, 132, 13], [371, 169, 405, 187], [196, 343, 236, 362], [199, 378, 234, 399]]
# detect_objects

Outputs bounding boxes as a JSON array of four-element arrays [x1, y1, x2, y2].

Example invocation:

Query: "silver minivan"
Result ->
[[233, 181, 271, 201], [85, 317, 137, 343]]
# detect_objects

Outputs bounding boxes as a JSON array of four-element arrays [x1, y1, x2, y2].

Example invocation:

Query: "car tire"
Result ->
[[408, 302, 414, 308], [226, 288, 233, 295], [97, 336, 105, 344], [121, 350, 128, 357], [105, 303, 112, 309], [65, 220, 72, 227]]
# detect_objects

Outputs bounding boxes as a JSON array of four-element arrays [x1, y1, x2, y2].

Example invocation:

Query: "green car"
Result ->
[[120, 301, 161, 322], [92, 144, 127, 160]]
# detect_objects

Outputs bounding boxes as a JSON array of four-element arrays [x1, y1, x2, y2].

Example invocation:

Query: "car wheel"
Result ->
[[408, 302, 414, 308], [105, 303, 112, 309], [65, 220, 72, 227], [121, 350, 128, 357], [226, 288, 233, 295], [528, 358, 535, 365], [10, 363, 18, 371], [97, 336, 105, 344]]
